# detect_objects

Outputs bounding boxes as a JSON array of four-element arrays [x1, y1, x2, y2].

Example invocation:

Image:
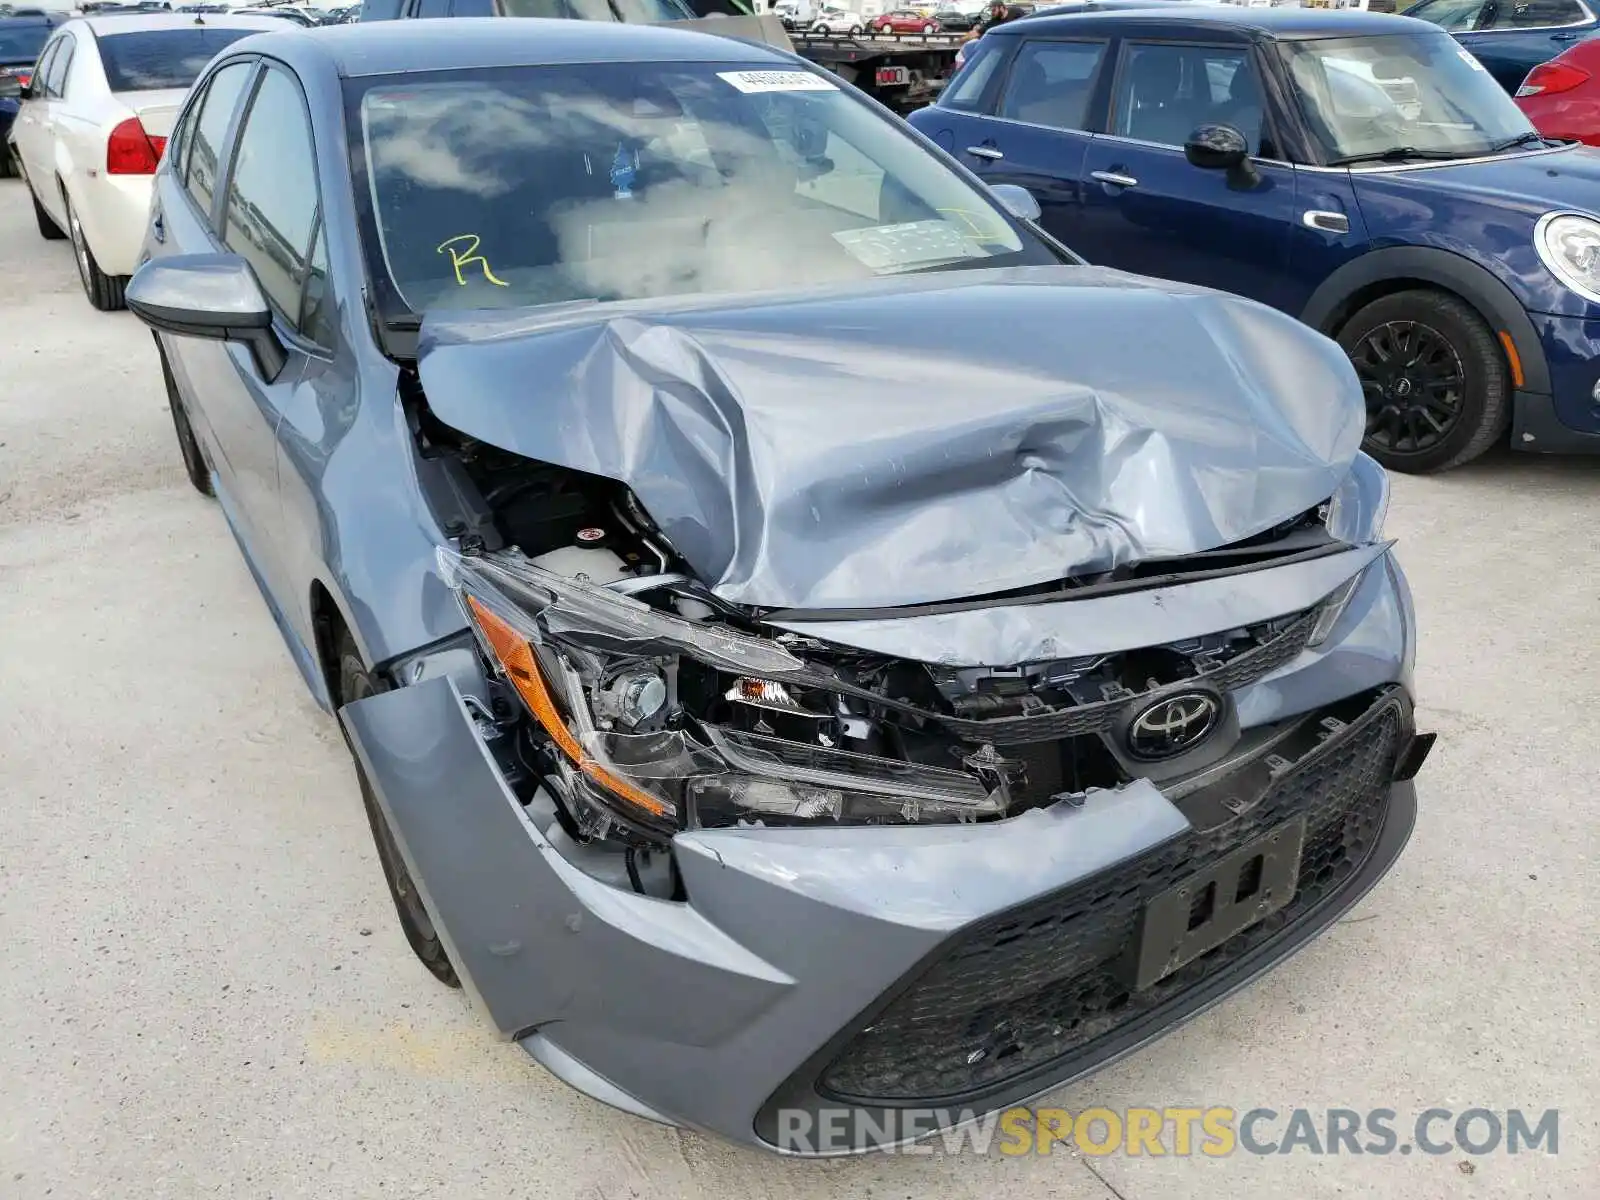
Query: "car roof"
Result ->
[[997, 5, 1431, 40], [234, 17, 796, 78], [69, 11, 290, 34]]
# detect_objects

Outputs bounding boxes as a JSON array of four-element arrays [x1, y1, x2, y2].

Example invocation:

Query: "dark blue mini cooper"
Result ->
[[911, 6, 1600, 471]]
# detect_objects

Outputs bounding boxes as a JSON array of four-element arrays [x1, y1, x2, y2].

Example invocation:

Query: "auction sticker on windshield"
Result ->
[[718, 69, 839, 93]]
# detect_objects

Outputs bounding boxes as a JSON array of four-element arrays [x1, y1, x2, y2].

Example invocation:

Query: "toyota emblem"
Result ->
[[1127, 691, 1221, 760]]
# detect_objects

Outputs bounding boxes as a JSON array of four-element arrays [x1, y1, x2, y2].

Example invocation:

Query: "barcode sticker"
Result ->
[[717, 69, 839, 94]]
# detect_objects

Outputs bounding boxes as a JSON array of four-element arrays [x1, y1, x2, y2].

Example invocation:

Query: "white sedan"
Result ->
[[810, 8, 867, 33], [9, 12, 280, 310]]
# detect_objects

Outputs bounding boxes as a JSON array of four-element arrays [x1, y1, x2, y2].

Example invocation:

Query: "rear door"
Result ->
[[1453, 0, 1596, 93], [1076, 38, 1300, 309], [151, 57, 258, 505]]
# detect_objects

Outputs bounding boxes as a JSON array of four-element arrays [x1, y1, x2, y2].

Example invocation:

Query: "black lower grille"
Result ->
[[818, 699, 1403, 1105]]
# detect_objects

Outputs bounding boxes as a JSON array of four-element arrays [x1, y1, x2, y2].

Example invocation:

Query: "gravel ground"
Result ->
[[1, 173, 1595, 1199]]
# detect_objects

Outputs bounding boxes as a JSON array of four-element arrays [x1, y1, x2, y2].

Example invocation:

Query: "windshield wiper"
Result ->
[[1327, 146, 1464, 166], [1486, 131, 1548, 153]]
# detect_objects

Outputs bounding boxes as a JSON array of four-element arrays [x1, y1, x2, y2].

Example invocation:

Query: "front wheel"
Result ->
[[1336, 288, 1509, 473], [339, 630, 461, 989]]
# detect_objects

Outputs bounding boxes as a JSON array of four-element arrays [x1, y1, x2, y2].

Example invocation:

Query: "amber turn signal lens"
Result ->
[[465, 595, 670, 819]]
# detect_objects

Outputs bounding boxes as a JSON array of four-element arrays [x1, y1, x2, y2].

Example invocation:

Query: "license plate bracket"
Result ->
[[1134, 816, 1307, 991]]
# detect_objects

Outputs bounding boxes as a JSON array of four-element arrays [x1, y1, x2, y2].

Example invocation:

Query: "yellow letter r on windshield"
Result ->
[[437, 234, 509, 288]]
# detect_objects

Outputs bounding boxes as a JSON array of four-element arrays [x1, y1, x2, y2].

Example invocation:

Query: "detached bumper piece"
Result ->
[[803, 687, 1419, 1111]]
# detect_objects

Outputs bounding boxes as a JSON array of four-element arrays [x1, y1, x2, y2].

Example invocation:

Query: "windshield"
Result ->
[[500, 0, 695, 19], [1284, 33, 1537, 163], [97, 28, 258, 91], [0, 24, 50, 60], [350, 62, 1043, 316]]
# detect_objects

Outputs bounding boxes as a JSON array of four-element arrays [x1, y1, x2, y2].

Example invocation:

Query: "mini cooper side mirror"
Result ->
[[1184, 123, 1259, 189], [126, 254, 287, 382], [989, 182, 1042, 223]]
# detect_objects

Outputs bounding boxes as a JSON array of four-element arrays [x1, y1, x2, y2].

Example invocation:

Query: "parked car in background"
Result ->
[[810, 5, 866, 30], [123, 15, 1427, 1156], [9, 12, 283, 309], [359, 0, 696, 22], [0, 9, 63, 176], [932, 6, 982, 30], [1403, 0, 1598, 93], [913, 6, 1600, 470], [1514, 31, 1600, 137], [234, 6, 321, 25], [872, 7, 941, 30]]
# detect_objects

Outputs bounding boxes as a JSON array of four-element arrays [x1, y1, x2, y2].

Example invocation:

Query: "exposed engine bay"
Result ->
[[406, 386, 1361, 876]]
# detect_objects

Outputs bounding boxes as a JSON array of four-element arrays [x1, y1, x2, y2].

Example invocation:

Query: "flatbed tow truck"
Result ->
[[680, 4, 969, 113], [786, 29, 968, 112]]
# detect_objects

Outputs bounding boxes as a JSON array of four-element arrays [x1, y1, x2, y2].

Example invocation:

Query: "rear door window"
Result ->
[[1478, 0, 1590, 27], [43, 30, 72, 97], [97, 28, 259, 92], [998, 39, 1107, 131], [185, 59, 254, 219]]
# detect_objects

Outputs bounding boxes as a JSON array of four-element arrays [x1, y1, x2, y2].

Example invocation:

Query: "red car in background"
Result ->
[[872, 8, 941, 32], [1516, 37, 1600, 145]]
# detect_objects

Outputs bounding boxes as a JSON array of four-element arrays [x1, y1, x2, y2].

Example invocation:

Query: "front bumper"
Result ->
[[1522, 311, 1600, 452], [340, 550, 1426, 1154]]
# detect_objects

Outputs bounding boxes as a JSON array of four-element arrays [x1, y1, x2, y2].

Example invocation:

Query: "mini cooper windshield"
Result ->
[[348, 61, 1046, 315], [1285, 32, 1541, 164]]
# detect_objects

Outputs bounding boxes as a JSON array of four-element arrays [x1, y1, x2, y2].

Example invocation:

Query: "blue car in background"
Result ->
[[0, 11, 61, 176], [1404, 0, 1599, 94], [912, 6, 1600, 471]]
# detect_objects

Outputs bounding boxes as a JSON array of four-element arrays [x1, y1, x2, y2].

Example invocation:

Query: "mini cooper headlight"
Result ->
[[1535, 211, 1600, 305]]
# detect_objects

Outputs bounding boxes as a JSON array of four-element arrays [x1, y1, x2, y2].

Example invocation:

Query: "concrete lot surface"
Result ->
[[1, 174, 1595, 1199]]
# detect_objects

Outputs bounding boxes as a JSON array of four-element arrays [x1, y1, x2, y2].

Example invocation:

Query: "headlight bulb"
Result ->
[[598, 669, 668, 730]]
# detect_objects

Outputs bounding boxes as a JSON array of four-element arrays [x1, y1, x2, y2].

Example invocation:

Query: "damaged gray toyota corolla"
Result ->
[[124, 21, 1431, 1155]]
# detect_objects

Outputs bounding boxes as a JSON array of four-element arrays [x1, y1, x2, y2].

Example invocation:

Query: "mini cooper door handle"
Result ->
[[1091, 170, 1138, 188], [1302, 209, 1349, 234], [966, 145, 1004, 160]]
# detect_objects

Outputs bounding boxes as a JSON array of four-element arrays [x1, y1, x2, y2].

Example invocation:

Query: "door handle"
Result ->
[[965, 145, 1004, 160], [1091, 170, 1138, 188], [1302, 209, 1349, 234]]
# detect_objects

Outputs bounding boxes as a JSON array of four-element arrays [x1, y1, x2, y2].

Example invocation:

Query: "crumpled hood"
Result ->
[[417, 265, 1364, 611]]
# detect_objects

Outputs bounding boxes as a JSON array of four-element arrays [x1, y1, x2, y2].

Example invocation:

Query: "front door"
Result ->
[[1074, 39, 1300, 311]]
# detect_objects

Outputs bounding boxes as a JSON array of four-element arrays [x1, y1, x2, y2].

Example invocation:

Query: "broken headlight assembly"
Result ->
[[1312, 453, 1391, 647], [440, 548, 1007, 839]]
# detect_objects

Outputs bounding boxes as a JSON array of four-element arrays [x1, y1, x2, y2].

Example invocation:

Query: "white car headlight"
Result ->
[[1534, 211, 1600, 305]]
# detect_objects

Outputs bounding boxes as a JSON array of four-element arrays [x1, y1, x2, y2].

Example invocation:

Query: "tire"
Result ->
[[30, 182, 65, 240], [1335, 288, 1509, 473], [923, 21, 936, 31], [159, 342, 214, 497], [849, 23, 863, 33], [64, 192, 126, 311], [338, 630, 461, 989]]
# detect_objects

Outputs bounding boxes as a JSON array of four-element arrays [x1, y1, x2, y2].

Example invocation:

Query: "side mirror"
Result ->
[[1184, 123, 1259, 189], [989, 182, 1042, 223], [126, 254, 287, 382]]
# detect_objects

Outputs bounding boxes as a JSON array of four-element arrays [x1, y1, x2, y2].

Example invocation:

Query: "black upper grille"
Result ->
[[920, 605, 1322, 746], [818, 699, 1403, 1106]]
